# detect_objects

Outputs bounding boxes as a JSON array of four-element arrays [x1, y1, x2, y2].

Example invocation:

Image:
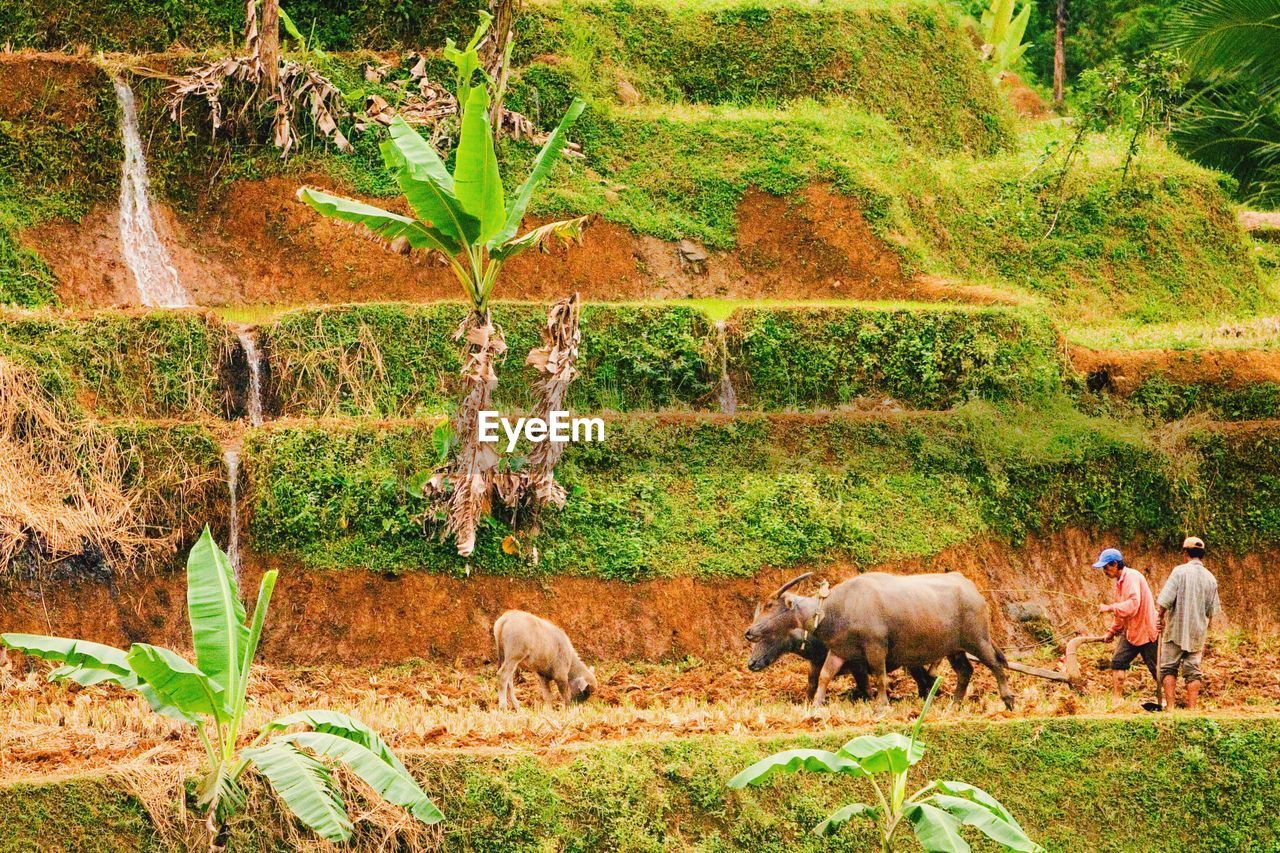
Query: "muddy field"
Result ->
[[4, 641, 1278, 784]]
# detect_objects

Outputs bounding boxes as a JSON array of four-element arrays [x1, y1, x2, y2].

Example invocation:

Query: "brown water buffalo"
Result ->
[[744, 571, 1014, 710]]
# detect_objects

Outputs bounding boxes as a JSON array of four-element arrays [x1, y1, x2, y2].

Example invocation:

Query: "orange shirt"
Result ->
[[1105, 567, 1159, 645]]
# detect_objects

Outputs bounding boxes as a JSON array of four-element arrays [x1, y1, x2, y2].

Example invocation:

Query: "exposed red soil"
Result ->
[[24, 180, 954, 307], [0, 53, 102, 124], [1070, 346, 1280, 393], [997, 72, 1049, 119], [3, 530, 1275, 667]]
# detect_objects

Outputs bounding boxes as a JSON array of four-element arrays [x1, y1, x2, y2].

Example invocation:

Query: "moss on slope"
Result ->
[[0, 311, 233, 418], [264, 302, 717, 417], [262, 302, 1063, 417], [0, 59, 120, 308], [244, 404, 1185, 577], [515, 0, 1013, 152]]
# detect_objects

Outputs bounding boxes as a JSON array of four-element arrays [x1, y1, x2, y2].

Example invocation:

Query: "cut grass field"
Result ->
[[5, 645, 1278, 783]]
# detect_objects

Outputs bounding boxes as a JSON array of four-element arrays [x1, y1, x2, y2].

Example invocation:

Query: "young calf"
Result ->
[[493, 610, 598, 710]]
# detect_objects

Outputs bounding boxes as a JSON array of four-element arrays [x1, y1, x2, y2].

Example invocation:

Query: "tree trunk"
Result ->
[[1053, 0, 1067, 109], [259, 0, 281, 98], [486, 0, 521, 134], [445, 311, 505, 557]]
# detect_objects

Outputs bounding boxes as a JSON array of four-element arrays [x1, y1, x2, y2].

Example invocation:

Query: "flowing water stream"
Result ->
[[223, 446, 242, 579], [237, 329, 265, 427], [114, 79, 192, 308], [714, 320, 738, 415]]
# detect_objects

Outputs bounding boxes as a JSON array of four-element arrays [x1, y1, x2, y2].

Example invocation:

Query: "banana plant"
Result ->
[[727, 680, 1043, 853], [295, 24, 587, 316], [979, 0, 1032, 78], [1, 528, 440, 843], [295, 14, 588, 557]]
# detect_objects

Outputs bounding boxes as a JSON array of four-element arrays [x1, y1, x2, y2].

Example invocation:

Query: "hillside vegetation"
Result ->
[[0, 0, 1270, 323]]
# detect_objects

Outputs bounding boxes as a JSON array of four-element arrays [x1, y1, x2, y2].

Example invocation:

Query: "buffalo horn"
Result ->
[[771, 572, 813, 599]]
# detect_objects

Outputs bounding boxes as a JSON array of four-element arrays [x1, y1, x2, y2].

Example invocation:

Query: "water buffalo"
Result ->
[[745, 571, 1014, 710], [494, 610, 597, 710], [748, 625, 938, 702]]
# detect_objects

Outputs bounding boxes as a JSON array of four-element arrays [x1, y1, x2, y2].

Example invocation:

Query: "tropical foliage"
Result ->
[[1166, 0, 1280, 204], [728, 681, 1043, 852], [979, 0, 1034, 77], [297, 15, 588, 558], [0, 528, 440, 843]]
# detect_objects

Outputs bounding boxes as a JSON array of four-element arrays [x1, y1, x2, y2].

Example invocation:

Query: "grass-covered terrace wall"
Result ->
[[0, 310, 232, 419], [244, 405, 1224, 578], [262, 302, 1064, 417], [2, 718, 1276, 851]]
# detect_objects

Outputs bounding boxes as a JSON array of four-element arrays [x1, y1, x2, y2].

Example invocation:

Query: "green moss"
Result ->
[[0, 311, 232, 418], [727, 305, 1063, 408], [245, 405, 1192, 577], [0, 0, 485, 53], [1127, 375, 1280, 421], [1190, 425, 1280, 553], [263, 302, 1060, 417], [8, 719, 1280, 851], [0, 60, 120, 307], [0, 779, 157, 852], [263, 302, 715, 417], [517, 0, 1012, 153]]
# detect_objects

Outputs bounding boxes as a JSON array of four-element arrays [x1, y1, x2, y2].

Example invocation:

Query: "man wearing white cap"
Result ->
[[1157, 536, 1221, 711]]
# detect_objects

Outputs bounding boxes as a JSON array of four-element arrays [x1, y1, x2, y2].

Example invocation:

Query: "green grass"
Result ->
[[244, 402, 1197, 577], [260, 301, 1064, 418], [5, 717, 1279, 851], [0, 310, 233, 418], [514, 0, 1012, 152]]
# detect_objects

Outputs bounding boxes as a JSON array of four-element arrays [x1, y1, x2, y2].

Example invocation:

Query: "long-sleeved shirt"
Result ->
[[1103, 567, 1159, 645], [1157, 559, 1221, 650]]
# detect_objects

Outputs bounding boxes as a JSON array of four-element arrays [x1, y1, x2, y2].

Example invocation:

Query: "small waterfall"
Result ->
[[223, 446, 242, 579], [114, 79, 192, 308], [237, 329, 265, 427], [714, 320, 737, 415]]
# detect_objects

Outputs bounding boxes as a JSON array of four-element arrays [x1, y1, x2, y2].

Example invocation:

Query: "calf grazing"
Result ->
[[748, 627, 937, 702], [745, 571, 1014, 710], [493, 610, 597, 711]]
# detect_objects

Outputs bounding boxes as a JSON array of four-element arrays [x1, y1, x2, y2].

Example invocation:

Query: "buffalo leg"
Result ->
[[974, 641, 1016, 710], [852, 664, 871, 701], [498, 660, 522, 711], [908, 666, 935, 699], [812, 652, 846, 708], [948, 653, 973, 705], [806, 662, 821, 703], [864, 644, 891, 709]]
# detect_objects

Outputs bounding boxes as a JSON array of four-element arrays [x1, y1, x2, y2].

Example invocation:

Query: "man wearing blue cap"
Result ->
[[1093, 547, 1160, 706]]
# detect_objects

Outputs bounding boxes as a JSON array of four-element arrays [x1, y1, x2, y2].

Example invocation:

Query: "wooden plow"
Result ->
[[967, 634, 1110, 690]]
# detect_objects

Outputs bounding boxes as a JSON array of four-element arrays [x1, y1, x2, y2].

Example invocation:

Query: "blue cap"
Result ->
[[1093, 548, 1124, 569]]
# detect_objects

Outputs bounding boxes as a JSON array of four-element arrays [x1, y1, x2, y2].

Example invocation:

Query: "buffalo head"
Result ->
[[743, 572, 814, 652], [746, 625, 810, 671]]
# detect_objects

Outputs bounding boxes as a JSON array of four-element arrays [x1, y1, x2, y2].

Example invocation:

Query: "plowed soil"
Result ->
[[3, 645, 1277, 783]]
